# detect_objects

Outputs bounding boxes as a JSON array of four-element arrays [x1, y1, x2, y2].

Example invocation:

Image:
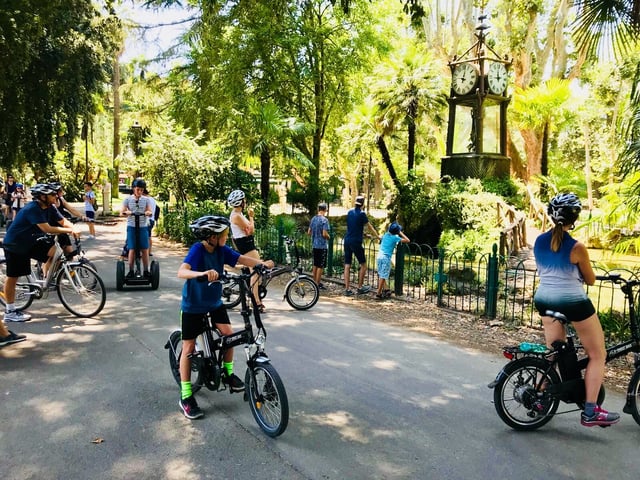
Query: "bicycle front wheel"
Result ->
[[56, 264, 106, 317], [0, 260, 34, 311], [285, 276, 319, 310], [221, 276, 242, 309], [493, 356, 560, 431], [245, 362, 289, 437], [625, 368, 640, 426]]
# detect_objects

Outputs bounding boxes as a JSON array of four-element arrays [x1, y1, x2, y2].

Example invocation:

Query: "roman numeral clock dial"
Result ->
[[452, 63, 478, 96], [487, 62, 508, 95]]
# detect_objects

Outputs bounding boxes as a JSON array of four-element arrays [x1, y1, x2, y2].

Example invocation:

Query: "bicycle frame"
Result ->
[[259, 236, 303, 288]]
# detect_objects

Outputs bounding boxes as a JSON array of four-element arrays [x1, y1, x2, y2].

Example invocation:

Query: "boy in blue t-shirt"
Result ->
[[375, 222, 410, 299], [176, 215, 274, 420]]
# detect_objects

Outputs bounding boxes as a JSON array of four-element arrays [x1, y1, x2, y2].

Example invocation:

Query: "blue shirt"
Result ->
[[3, 201, 49, 253], [344, 207, 368, 244], [309, 214, 329, 249], [181, 242, 241, 313], [533, 230, 588, 303], [378, 232, 402, 258]]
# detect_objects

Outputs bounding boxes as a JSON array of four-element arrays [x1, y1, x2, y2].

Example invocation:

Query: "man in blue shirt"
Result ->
[[3, 184, 80, 324], [343, 195, 379, 296]]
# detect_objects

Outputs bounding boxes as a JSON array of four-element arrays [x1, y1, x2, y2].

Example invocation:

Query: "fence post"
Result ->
[[394, 243, 406, 296], [485, 243, 499, 319], [437, 250, 445, 306], [327, 228, 335, 276], [276, 217, 285, 264]]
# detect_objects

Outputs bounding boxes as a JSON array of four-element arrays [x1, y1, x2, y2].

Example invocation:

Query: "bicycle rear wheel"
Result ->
[[0, 260, 35, 311], [221, 276, 242, 309], [625, 368, 640, 426], [166, 330, 202, 393], [56, 264, 106, 317], [285, 276, 319, 310], [493, 356, 561, 431], [245, 362, 289, 437]]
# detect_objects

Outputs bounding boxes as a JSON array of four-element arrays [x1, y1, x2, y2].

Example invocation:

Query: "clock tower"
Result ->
[[442, 15, 511, 180]]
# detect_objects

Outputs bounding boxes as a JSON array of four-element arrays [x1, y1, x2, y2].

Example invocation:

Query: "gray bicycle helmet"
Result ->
[[48, 181, 62, 192], [132, 177, 147, 189], [31, 183, 56, 197], [227, 189, 245, 207], [190, 215, 231, 240], [548, 193, 582, 226]]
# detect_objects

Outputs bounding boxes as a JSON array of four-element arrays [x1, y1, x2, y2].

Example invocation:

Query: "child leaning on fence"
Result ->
[[375, 222, 409, 300]]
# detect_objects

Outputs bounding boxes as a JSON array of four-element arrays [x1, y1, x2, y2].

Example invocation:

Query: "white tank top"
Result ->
[[230, 211, 248, 239]]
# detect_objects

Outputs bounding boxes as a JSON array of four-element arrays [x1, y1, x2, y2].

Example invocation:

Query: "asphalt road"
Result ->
[[2, 218, 640, 480]]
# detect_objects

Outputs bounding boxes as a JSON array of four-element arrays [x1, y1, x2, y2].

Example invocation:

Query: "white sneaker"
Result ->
[[86, 235, 95, 240], [4, 310, 32, 322]]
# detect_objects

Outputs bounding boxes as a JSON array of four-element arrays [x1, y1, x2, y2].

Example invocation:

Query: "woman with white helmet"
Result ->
[[227, 189, 266, 312], [534, 192, 619, 427]]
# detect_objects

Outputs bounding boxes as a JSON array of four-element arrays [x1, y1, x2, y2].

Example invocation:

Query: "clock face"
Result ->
[[452, 63, 478, 95], [487, 62, 508, 94]]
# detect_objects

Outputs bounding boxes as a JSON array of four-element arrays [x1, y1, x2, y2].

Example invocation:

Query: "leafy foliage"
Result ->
[[0, 0, 121, 171]]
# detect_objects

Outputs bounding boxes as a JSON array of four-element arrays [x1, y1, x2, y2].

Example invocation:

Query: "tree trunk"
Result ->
[[260, 148, 271, 220], [376, 136, 402, 191]]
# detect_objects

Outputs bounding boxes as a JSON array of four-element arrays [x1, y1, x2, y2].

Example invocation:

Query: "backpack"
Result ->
[[154, 204, 161, 221]]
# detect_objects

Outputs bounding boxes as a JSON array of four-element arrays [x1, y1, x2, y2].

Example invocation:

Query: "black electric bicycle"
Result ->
[[489, 273, 640, 430], [165, 265, 289, 437], [222, 235, 319, 311]]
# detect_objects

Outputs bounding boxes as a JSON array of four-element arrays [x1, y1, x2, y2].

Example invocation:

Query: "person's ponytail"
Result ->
[[550, 223, 564, 252]]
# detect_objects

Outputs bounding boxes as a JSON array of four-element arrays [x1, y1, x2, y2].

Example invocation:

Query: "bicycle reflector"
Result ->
[[503, 351, 514, 360]]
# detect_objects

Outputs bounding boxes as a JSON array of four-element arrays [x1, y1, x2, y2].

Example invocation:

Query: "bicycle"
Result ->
[[222, 235, 319, 311], [0, 234, 106, 318], [165, 265, 289, 437], [489, 273, 640, 430]]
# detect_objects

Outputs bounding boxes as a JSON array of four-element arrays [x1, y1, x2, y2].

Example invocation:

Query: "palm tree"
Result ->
[[243, 100, 313, 219], [371, 46, 447, 172], [510, 78, 571, 185]]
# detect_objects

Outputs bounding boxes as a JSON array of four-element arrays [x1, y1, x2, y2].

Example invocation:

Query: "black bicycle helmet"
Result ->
[[132, 178, 147, 189], [31, 183, 56, 197], [48, 181, 62, 192], [189, 215, 231, 240], [227, 189, 245, 207], [548, 193, 582, 226]]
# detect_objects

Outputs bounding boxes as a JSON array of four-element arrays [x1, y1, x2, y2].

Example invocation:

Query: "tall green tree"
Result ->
[[0, 0, 121, 172]]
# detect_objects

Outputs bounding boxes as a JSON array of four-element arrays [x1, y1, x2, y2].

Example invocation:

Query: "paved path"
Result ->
[[1, 217, 639, 480]]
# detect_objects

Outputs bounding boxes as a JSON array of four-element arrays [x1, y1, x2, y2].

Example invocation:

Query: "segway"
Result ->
[[116, 212, 160, 290]]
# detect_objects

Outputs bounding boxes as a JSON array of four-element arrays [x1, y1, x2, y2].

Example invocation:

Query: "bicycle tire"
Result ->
[[245, 362, 289, 437], [285, 276, 319, 310], [56, 264, 106, 317], [625, 367, 640, 426], [221, 276, 242, 309], [0, 260, 35, 311], [493, 356, 561, 431], [167, 330, 202, 393]]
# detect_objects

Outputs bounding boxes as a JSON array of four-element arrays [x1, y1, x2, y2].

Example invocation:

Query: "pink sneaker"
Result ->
[[581, 405, 620, 427]]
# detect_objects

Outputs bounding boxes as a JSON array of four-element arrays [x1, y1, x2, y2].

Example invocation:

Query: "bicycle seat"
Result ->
[[545, 310, 569, 324]]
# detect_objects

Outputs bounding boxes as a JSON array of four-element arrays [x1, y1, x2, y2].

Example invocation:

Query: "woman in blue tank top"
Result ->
[[533, 193, 619, 427]]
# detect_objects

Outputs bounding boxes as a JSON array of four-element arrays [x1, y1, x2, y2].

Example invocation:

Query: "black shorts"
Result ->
[[3, 240, 52, 277], [233, 235, 257, 255], [312, 248, 327, 268], [344, 241, 365, 265], [180, 306, 230, 340], [58, 234, 72, 248]]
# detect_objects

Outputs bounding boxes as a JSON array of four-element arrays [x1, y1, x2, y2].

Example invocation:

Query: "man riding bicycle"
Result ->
[[2, 183, 80, 323]]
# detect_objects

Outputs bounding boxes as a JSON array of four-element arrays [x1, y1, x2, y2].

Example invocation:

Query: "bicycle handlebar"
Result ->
[[596, 273, 640, 288]]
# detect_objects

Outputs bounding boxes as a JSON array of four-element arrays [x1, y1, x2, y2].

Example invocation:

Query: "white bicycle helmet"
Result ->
[[227, 189, 245, 207], [189, 215, 231, 240], [548, 193, 581, 226]]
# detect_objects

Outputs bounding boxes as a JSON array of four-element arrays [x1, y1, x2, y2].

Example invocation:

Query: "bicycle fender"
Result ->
[[488, 368, 507, 388]]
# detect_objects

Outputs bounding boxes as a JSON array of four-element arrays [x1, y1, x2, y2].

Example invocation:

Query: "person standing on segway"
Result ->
[[121, 178, 153, 278]]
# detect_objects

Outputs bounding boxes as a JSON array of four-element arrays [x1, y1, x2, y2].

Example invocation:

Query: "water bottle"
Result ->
[[519, 342, 547, 353]]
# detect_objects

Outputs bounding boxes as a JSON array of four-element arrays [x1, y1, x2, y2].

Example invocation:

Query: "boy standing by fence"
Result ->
[[308, 202, 330, 289], [376, 222, 409, 299]]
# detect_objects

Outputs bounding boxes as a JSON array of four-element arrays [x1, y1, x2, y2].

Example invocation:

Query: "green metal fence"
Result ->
[[255, 225, 640, 330]]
